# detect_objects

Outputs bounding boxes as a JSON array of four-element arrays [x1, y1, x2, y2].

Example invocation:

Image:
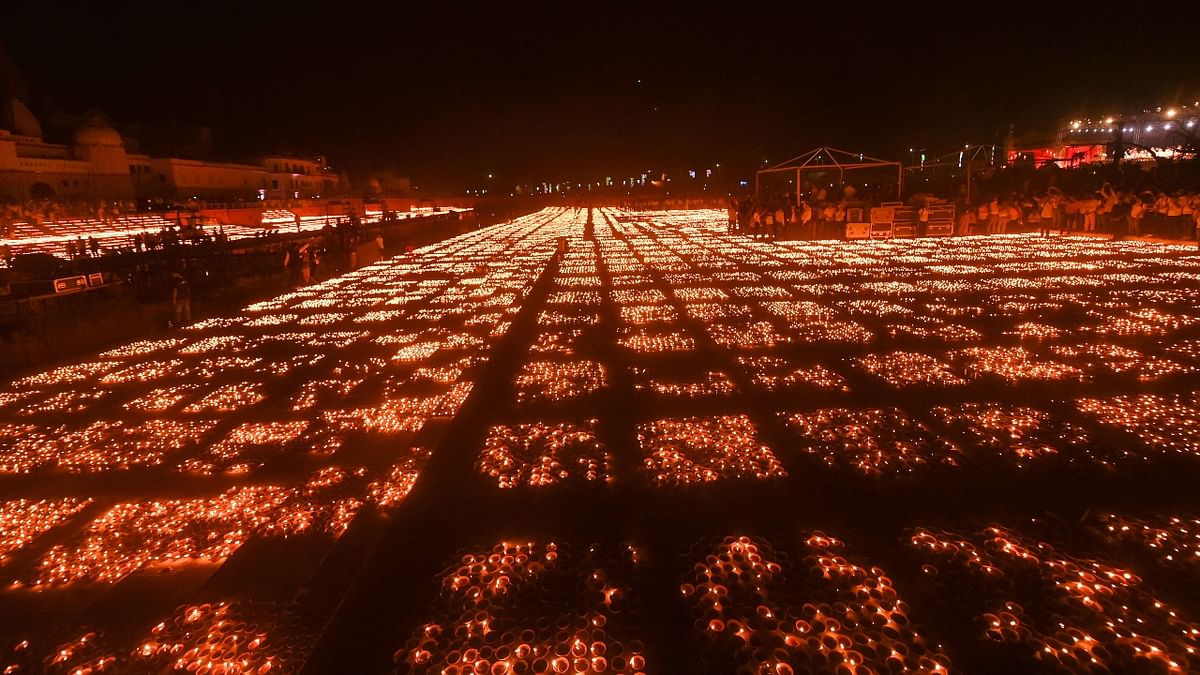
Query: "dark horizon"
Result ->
[[4, 3, 1199, 190]]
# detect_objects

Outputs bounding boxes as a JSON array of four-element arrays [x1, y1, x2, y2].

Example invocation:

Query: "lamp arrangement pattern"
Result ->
[[782, 408, 960, 476], [927, 403, 1119, 466], [856, 352, 967, 388], [681, 534, 953, 674], [735, 356, 850, 393], [392, 541, 649, 675], [638, 415, 786, 486], [0, 498, 92, 563], [479, 421, 611, 489], [907, 524, 1200, 673], [514, 360, 608, 405], [1092, 513, 1200, 572], [1076, 393, 1200, 456], [4, 207, 1200, 672], [632, 369, 737, 399]]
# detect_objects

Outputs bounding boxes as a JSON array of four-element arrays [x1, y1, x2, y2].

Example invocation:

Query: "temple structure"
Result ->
[[0, 45, 337, 201]]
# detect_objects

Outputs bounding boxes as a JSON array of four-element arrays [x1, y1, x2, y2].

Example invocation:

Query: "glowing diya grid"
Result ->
[[393, 541, 649, 674], [908, 524, 1200, 672], [637, 415, 786, 486], [479, 421, 611, 489], [682, 533, 953, 674], [782, 408, 960, 476], [3, 206, 1200, 671]]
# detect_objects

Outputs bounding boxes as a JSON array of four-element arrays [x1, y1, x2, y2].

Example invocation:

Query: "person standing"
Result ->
[[1108, 196, 1130, 241], [738, 198, 752, 234], [1153, 192, 1169, 236], [1081, 195, 1098, 233], [1038, 195, 1054, 236], [956, 205, 974, 236], [284, 243, 300, 285], [996, 201, 1011, 234], [1129, 197, 1145, 237], [171, 272, 192, 327], [1099, 183, 1119, 233], [299, 243, 312, 285], [1167, 194, 1184, 239], [1061, 196, 1076, 231]]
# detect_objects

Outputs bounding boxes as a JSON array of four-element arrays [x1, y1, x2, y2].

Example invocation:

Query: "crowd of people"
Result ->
[[736, 183, 1200, 245], [281, 215, 383, 288], [952, 186, 1200, 240], [727, 196, 864, 240], [0, 198, 141, 236]]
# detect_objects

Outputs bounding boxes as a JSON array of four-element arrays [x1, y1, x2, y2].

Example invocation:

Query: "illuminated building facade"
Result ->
[[0, 56, 337, 201], [1009, 102, 1200, 167], [0, 120, 339, 202]]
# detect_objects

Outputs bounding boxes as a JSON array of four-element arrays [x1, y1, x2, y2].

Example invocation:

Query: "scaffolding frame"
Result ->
[[755, 146, 903, 203]]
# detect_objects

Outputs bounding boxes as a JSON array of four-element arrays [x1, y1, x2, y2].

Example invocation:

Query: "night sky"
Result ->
[[4, 3, 1199, 190]]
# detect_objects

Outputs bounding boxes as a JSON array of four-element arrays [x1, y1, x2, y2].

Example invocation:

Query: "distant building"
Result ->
[[262, 156, 339, 199], [0, 113, 138, 200], [1, 116, 339, 202], [0, 49, 338, 201], [1009, 103, 1200, 167]]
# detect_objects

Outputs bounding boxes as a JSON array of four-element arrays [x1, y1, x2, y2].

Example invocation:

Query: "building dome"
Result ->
[[73, 116, 123, 148]]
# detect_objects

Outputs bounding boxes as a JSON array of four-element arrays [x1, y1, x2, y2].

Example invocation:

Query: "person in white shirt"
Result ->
[[1129, 198, 1145, 237], [1039, 196, 1055, 236], [1081, 196, 1099, 232]]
